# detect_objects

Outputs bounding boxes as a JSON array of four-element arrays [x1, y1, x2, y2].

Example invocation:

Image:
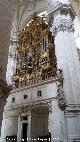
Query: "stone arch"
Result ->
[[18, 7, 48, 32]]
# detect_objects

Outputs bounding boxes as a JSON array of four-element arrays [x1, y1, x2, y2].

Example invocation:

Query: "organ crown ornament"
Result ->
[[13, 13, 57, 88]]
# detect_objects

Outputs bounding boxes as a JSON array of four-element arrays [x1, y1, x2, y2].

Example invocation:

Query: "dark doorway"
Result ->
[[22, 123, 28, 142]]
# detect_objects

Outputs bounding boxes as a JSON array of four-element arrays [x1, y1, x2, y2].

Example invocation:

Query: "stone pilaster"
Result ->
[[50, 1, 80, 105], [52, 2, 80, 140], [49, 1, 80, 141]]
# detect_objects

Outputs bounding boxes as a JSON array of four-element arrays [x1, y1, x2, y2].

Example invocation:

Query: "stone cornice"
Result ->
[[51, 2, 75, 18]]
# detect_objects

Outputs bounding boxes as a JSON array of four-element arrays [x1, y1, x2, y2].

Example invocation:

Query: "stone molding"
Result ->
[[65, 104, 80, 113], [17, 101, 51, 114], [4, 97, 54, 113], [50, 2, 75, 18]]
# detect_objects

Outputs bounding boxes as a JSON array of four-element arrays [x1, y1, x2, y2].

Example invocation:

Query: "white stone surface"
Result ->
[[52, 1, 80, 141], [1, 82, 62, 142], [5, 83, 57, 108]]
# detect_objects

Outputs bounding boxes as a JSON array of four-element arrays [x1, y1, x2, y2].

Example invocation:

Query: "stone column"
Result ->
[[17, 115, 21, 142], [27, 112, 31, 141], [49, 0, 80, 141]]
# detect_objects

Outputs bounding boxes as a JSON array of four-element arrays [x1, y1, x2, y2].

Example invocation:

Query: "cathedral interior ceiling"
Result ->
[[12, 0, 80, 32], [15, 0, 48, 31]]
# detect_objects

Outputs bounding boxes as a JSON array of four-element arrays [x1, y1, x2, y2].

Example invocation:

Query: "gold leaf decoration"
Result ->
[[13, 13, 57, 88]]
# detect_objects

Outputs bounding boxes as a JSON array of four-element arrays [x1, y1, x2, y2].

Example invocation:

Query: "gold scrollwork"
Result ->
[[13, 13, 57, 88]]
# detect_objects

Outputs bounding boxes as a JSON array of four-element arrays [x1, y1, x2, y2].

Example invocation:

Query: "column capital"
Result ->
[[53, 3, 75, 17], [49, 2, 76, 36]]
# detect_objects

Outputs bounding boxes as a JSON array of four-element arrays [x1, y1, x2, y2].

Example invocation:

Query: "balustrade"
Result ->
[[13, 69, 63, 88]]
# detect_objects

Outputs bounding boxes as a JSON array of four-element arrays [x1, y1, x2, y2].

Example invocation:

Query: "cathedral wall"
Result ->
[[5, 83, 57, 108], [1, 82, 63, 142]]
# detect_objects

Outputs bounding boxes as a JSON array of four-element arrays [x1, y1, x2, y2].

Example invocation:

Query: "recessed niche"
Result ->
[[37, 90, 42, 97], [12, 97, 15, 103], [24, 94, 28, 99]]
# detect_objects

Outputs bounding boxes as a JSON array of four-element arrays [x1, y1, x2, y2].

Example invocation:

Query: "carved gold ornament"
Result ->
[[13, 13, 57, 88]]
